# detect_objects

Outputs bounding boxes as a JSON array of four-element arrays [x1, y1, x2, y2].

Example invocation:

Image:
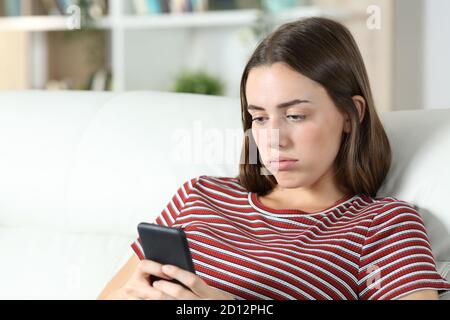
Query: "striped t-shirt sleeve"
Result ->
[[358, 202, 450, 299], [130, 176, 199, 261]]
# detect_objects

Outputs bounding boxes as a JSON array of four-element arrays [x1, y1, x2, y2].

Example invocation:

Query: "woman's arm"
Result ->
[[397, 289, 439, 300], [96, 255, 140, 300]]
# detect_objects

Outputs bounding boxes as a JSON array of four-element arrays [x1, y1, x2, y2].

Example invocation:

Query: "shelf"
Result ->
[[273, 6, 351, 22], [0, 16, 111, 32], [120, 9, 260, 29], [119, 7, 342, 29], [0, 5, 357, 94], [0, 7, 351, 32]]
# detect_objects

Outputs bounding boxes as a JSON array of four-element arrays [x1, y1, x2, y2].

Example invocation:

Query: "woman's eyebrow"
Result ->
[[247, 99, 311, 111]]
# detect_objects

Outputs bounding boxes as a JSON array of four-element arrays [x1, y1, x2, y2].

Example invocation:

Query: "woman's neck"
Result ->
[[261, 182, 349, 212]]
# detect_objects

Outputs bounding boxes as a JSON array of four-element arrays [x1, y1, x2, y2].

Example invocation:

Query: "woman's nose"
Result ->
[[265, 118, 290, 148]]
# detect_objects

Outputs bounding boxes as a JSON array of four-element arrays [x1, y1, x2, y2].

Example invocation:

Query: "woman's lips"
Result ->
[[269, 160, 298, 171]]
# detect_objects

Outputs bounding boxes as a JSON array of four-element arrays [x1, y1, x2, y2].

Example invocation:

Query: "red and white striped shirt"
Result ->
[[131, 175, 450, 300]]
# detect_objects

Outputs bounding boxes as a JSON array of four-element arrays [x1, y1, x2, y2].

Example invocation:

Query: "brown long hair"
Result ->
[[237, 17, 391, 198]]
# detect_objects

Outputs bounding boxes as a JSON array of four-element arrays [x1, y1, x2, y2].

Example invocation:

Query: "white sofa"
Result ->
[[0, 90, 449, 300]]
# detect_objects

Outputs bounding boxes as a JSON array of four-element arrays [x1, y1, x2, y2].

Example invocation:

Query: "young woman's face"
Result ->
[[246, 62, 348, 190]]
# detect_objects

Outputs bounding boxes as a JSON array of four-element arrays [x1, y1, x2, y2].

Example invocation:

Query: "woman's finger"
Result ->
[[152, 280, 199, 300], [160, 265, 211, 298], [133, 259, 173, 283], [127, 285, 176, 300]]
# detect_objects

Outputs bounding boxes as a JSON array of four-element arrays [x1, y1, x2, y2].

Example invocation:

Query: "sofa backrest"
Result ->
[[377, 108, 450, 264], [0, 91, 242, 299]]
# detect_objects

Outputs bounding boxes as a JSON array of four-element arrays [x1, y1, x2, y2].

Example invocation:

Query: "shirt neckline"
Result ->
[[248, 191, 360, 215]]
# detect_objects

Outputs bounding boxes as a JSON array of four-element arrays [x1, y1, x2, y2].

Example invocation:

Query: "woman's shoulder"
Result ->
[[361, 194, 424, 228], [189, 175, 248, 194], [362, 194, 419, 211], [351, 194, 423, 225]]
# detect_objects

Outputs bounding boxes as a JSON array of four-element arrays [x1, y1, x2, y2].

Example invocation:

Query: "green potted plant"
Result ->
[[171, 70, 225, 96]]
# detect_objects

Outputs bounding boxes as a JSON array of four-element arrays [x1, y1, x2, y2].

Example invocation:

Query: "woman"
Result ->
[[98, 17, 450, 300]]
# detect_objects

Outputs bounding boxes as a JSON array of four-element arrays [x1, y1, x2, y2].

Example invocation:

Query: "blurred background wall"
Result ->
[[0, 0, 449, 112]]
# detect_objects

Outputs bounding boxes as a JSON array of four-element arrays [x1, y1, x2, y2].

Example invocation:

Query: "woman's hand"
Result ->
[[152, 263, 235, 300], [115, 259, 235, 300]]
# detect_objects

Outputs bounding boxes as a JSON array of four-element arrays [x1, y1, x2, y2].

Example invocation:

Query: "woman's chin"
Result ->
[[273, 173, 304, 188]]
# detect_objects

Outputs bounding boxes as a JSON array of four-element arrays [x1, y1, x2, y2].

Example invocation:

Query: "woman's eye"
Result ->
[[287, 115, 306, 121], [251, 117, 266, 124], [251, 115, 306, 124]]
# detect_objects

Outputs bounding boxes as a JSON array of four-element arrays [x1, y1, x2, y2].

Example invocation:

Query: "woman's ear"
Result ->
[[352, 95, 366, 123], [343, 95, 366, 133]]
